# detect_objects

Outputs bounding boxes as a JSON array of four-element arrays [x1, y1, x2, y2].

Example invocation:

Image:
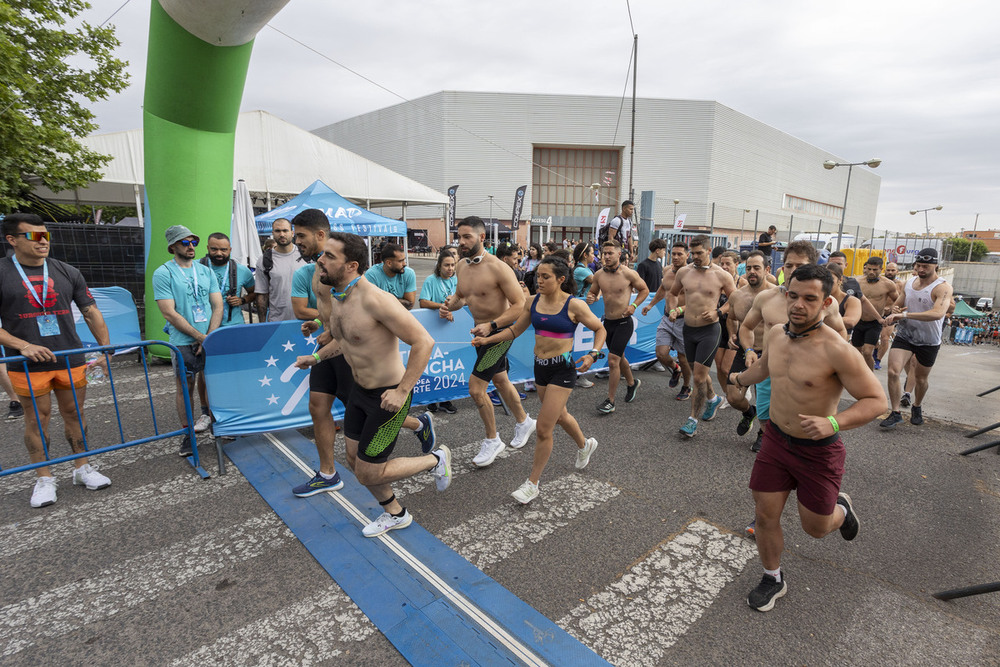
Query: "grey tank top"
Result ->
[[896, 276, 945, 346]]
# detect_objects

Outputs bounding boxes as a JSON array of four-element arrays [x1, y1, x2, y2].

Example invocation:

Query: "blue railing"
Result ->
[[0, 340, 215, 479]]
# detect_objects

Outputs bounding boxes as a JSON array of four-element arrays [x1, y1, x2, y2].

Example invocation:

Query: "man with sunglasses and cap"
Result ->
[[879, 248, 953, 429], [0, 213, 113, 508], [153, 225, 224, 456]]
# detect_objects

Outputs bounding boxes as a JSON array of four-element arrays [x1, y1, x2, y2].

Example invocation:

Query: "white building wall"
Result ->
[[314, 92, 880, 241]]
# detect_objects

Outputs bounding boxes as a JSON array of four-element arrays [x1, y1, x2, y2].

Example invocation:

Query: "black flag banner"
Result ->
[[447, 185, 459, 233], [511, 185, 527, 231]]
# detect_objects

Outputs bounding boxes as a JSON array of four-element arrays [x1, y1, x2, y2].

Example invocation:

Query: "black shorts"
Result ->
[[727, 347, 761, 381], [717, 315, 730, 353], [534, 352, 576, 388], [603, 316, 634, 357], [344, 384, 412, 464], [851, 319, 882, 347], [891, 337, 940, 368], [472, 335, 512, 381], [309, 354, 354, 406], [170, 344, 205, 380], [683, 321, 722, 368]]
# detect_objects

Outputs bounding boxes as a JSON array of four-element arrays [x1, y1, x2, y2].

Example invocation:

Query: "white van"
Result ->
[[793, 232, 856, 252], [976, 297, 993, 311]]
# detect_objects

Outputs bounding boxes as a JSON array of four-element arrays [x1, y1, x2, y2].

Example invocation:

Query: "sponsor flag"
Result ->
[[447, 185, 459, 233], [511, 185, 527, 231]]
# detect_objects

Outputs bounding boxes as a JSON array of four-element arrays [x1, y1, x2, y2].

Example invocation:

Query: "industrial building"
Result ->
[[314, 91, 881, 249]]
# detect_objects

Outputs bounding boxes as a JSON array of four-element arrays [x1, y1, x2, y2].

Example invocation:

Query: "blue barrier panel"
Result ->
[[72, 286, 143, 351], [204, 298, 662, 437], [0, 341, 209, 479]]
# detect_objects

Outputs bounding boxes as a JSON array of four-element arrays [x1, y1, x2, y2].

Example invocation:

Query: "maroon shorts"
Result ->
[[749, 421, 845, 515]]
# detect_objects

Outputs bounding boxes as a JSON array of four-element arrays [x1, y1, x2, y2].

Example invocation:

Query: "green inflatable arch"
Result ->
[[142, 0, 289, 353]]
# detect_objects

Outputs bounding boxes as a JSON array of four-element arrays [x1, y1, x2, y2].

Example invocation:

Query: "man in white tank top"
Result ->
[[879, 248, 953, 429]]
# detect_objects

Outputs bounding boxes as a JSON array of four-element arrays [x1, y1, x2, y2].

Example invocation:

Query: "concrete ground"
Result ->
[[1, 276, 998, 665]]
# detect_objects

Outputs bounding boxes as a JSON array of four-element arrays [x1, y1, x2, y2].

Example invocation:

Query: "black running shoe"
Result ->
[[426, 403, 440, 413], [751, 431, 763, 453], [879, 411, 903, 429], [747, 572, 787, 612], [597, 398, 615, 414], [900, 392, 911, 408], [910, 405, 923, 425], [178, 436, 193, 457], [676, 386, 691, 401], [7, 400, 23, 420], [737, 406, 757, 436], [625, 378, 641, 403], [439, 401, 458, 414], [837, 493, 860, 541], [669, 365, 682, 388]]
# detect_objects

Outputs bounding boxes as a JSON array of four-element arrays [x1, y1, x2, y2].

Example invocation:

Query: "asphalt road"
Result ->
[[1, 314, 999, 665]]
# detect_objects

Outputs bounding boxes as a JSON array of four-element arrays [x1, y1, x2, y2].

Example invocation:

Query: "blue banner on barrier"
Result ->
[[203, 298, 663, 437], [72, 286, 143, 351]]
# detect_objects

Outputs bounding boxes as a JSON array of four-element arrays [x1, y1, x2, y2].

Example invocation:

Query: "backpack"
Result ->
[[200, 257, 239, 297], [261, 248, 273, 279], [600, 215, 625, 246]]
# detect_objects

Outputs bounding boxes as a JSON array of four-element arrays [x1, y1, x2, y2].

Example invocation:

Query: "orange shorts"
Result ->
[[8, 365, 87, 397]]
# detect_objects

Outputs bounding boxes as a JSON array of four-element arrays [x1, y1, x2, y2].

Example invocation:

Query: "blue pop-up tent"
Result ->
[[255, 179, 406, 237]]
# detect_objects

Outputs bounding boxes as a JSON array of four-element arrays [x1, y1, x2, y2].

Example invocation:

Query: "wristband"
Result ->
[[630, 301, 639, 309], [312, 352, 321, 363], [313, 318, 322, 326], [745, 348, 755, 354], [827, 416, 840, 433]]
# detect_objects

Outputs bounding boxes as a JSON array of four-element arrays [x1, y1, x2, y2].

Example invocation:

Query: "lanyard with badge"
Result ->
[[12, 256, 59, 336], [169, 260, 208, 323]]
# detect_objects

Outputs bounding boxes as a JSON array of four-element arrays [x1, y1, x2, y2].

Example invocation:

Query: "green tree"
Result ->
[[949, 237, 989, 262], [0, 0, 129, 211]]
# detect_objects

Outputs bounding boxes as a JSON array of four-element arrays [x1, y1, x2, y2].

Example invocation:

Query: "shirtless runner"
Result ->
[[738, 240, 848, 446], [643, 241, 692, 399], [317, 232, 452, 538], [587, 241, 649, 414], [725, 250, 776, 448], [853, 256, 898, 371], [441, 217, 536, 468], [730, 263, 885, 611], [877, 261, 905, 368], [668, 235, 736, 437], [291, 210, 434, 499]]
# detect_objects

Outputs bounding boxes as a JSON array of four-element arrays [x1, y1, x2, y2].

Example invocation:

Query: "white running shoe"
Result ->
[[509, 416, 537, 449], [433, 445, 452, 491], [575, 377, 594, 388], [72, 463, 111, 490], [30, 476, 57, 508], [193, 413, 212, 433], [575, 437, 599, 469], [472, 437, 506, 467], [362, 510, 413, 537], [511, 479, 539, 504]]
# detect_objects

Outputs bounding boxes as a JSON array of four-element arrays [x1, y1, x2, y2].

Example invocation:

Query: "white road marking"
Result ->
[[0, 472, 246, 559], [441, 474, 620, 568], [558, 520, 756, 667], [0, 514, 294, 657], [264, 432, 550, 667], [171, 584, 375, 666]]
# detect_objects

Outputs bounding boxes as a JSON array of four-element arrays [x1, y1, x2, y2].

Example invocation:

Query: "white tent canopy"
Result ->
[[31, 110, 448, 210]]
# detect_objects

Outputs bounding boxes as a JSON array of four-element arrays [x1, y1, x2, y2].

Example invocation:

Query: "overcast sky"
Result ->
[[80, 0, 998, 234]]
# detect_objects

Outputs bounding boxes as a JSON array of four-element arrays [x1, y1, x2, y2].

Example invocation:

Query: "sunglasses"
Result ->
[[14, 231, 50, 242], [178, 239, 199, 247]]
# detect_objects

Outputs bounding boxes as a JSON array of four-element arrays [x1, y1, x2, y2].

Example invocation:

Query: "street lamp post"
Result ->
[[823, 158, 882, 251], [673, 198, 680, 226], [740, 208, 750, 244], [909, 204, 943, 236]]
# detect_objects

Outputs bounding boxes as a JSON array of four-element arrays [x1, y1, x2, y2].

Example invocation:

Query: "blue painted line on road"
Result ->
[[225, 430, 608, 667]]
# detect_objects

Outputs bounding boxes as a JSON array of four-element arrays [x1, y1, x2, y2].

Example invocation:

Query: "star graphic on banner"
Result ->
[[266, 394, 279, 405], [305, 333, 317, 346], [259, 376, 272, 387], [264, 356, 278, 367], [282, 340, 295, 352]]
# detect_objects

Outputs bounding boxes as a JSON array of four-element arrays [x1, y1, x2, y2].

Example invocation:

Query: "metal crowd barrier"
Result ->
[[0, 341, 218, 480]]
